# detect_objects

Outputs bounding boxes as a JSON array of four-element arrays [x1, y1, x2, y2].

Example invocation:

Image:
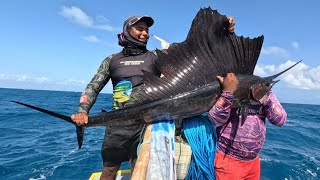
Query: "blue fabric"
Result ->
[[147, 120, 176, 180]]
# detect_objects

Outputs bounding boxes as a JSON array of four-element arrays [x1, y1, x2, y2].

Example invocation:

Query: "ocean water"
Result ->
[[0, 88, 319, 180]]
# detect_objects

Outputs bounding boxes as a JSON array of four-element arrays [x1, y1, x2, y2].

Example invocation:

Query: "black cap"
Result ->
[[123, 15, 154, 29]]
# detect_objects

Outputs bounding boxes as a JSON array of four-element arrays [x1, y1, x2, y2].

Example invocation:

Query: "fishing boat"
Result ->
[[89, 169, 131, 180], [88, 136, 192, 180]]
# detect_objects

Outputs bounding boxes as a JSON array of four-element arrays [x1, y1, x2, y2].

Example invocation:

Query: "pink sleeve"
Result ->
[[263, 91, 287, 127], [208, 91, 233, 127]]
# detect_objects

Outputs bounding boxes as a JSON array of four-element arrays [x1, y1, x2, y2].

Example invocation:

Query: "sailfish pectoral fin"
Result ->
[[239, 99, 250, 126], [11, 101, 85, 149], [240, 105, 248, 126]]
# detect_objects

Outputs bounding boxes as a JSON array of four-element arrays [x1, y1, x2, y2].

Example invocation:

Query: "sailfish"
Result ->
[[12, 7, 300, 149]]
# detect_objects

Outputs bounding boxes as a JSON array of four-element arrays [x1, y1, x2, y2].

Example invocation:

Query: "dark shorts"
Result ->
[[101, 124, 145, 167]]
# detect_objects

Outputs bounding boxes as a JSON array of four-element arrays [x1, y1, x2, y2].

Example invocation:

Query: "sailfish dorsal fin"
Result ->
[[126, 7, 264, 106]]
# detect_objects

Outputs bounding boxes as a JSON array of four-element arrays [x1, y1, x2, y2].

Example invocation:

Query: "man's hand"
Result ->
[[227, 16, 235, 33], [259, 94, 270, 105], [71, 112, 89, 125], [217, 73, 239, 93]]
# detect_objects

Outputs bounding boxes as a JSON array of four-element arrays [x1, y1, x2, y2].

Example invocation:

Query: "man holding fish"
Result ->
[[71, 13, 235, 180]]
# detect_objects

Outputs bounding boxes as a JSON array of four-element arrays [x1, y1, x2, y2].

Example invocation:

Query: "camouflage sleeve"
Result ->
[[263, 90, 287, 127], [208, 91, 234, 127], [78, 57, 111, 113]]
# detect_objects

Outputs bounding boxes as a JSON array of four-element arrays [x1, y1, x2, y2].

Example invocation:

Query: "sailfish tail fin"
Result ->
[[11, 101, 85, 149], [76, 126, 85, 149]]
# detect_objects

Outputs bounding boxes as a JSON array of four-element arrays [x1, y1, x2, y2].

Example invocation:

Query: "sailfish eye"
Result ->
[[265, 82, 270, 87]]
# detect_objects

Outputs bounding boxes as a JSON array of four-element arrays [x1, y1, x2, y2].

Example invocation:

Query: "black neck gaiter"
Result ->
[[117, 31, 147, 56]]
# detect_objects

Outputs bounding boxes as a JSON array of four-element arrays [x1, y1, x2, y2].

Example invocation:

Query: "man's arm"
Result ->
[[71, 57, 111, 125], [262, 91, 287, 127], [78, 58, 111, 113], [208, 91, 234, 127], [208, 73, 239, 127]]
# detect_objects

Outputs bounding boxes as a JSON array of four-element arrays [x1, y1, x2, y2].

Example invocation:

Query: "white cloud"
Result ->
[[59, 6, 115, 31], [94, 24, 114, 31], [291, 41, 299, 49], [254, 61, 320, 90], [81, 35, 101, 43], [56, 79, 87, 86], [60, 6, 94, 27], [261, 46, 289, 58], [254, 64, 276, 77], [0, 73, 87, 88], [0, 74, 49, 83], [252, 65, 267, 77], [0, 74, 9, 80]]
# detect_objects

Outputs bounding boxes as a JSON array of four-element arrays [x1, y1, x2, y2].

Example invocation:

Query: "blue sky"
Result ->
[[1, 0, 320, 105]]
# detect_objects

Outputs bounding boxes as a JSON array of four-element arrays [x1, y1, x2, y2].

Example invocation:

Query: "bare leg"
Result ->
[[100, 165, 120, 180]]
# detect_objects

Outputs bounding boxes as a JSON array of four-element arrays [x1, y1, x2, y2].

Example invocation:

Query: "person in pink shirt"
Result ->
[[208, 73, 287, 180]]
